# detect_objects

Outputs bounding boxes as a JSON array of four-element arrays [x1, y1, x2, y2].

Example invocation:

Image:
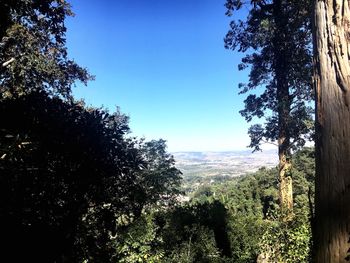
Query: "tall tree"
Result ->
[[225, 0, 314, 216], [312, 0, 350, 261]]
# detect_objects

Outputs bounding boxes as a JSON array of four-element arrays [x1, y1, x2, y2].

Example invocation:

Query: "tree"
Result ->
[[225, 0, 314, 216], [131, 139, 183, 217], [0, 0, 91, 99], [312, 0, 350, 261], [0, 1, 184, 262], [0, 92, 127, 261], [190, 152, 314, 262], [0, 92, 182, 262], [159, 201, 231, 261]]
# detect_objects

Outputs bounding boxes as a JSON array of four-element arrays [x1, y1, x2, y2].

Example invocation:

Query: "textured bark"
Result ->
[[313, 0, 350, 262], [278, 152, 293, 215], [273, 0, 294, 217]]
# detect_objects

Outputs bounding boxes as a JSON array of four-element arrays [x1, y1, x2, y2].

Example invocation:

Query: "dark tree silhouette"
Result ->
[[0, 92, 182, 262], [0, 2, 183, 260]]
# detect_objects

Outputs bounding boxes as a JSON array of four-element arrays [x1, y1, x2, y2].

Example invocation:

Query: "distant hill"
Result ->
[[172, 150, 278, 181]]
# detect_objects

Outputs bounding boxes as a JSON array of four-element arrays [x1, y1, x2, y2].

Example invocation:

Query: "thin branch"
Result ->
[[2, 57, 15, 67], [261, 139, 279, 147], [286, 137, 303, 151]]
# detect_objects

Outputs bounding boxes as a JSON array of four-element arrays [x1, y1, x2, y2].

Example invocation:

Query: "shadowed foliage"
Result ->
[[0, 92, 181, 262]]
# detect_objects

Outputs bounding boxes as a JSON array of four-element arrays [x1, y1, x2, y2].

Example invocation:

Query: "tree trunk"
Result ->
[[273, 0, 294, 217], [312, 0, 350, 262], [278, 150, 293, 216]]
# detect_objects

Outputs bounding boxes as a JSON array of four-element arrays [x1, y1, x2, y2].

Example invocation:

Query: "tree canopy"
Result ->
[[225, 0, 313, 152], [0, 91, 182, 261], [0, 0, 91, 99]]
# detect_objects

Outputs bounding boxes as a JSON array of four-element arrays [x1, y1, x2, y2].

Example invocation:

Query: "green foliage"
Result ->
[[164, 225, 221, 263], [211, 168, 278, 262], [192, 184, 215, 202], [161, 201, 232, 260], [209, 167, 279, 218], [291, 147, 315, 219], [257, 148, 314, 262], [228, 214, 266, 263], [115, 149, 314, 263], [225, 0, 314, 151], [112, 203, 229, 263], [115, 213, 164, 263], [260, 213, 311, 262], [0, 1, 317, 262], [133, 139, 183, 215], [188, 148, 315, 262], [0, 0, 92, 99], [0, 1, 182, 261], [0, 92, 182, 262]]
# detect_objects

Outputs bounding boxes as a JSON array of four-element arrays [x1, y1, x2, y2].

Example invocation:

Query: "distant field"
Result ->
[[172, 150, 278, 191]]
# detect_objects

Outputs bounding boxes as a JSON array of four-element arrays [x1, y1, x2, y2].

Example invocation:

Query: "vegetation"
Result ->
[[0, 91, 182, 262], [1, 0, 348, 262], [0, 0, 91, 99], [103, 147, 314, 262], [0, 1, 182, 261], [224, 0, 314, 215]]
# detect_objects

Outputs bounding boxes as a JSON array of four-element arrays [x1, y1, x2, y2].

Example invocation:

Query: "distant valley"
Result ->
[[172, 150, 278, 191]]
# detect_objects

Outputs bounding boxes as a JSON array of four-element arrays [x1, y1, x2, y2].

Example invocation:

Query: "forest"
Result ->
[[0, 0, 349, 262]]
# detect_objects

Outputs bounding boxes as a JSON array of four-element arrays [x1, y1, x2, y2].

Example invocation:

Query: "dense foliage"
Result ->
[[224, 0, 314, 151], [0, 1, 182, 261], [0, 91, 182, 261], [110, 148, 315, 262], [0, 0, 320, 262]]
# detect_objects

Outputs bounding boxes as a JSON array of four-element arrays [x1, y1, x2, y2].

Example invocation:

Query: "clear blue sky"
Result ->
[[66, 0, 253, 152]]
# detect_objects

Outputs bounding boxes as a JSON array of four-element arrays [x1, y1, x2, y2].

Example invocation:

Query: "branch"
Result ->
[[261, 139, 278, 147], [286, 137, 304, 151], [2, 57, 15, 67]]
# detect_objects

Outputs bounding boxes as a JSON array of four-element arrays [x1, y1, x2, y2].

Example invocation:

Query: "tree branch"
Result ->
[[2, 57, 15, 67], [261, 139, 279, 147]]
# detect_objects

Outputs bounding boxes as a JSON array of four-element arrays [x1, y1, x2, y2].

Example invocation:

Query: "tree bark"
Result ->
[[278, 151, 293, 216], [312, 0, 350, 262]]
